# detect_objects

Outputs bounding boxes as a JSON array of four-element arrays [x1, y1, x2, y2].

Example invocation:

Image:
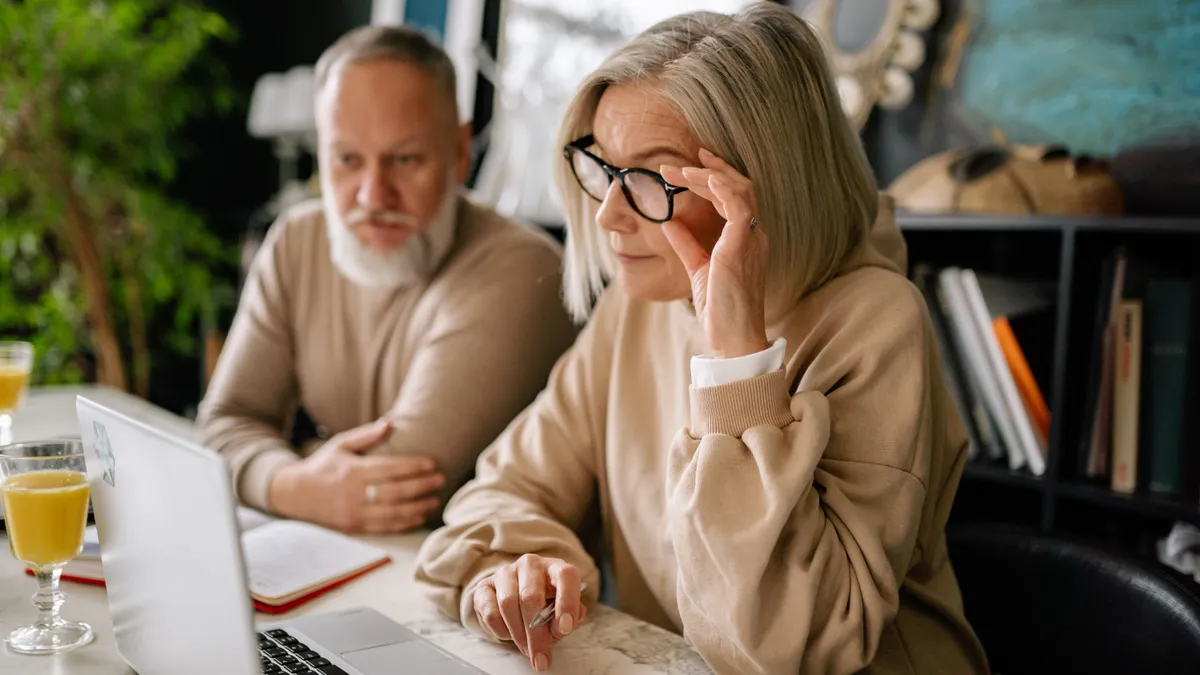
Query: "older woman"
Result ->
[[413, 4, 989, 674]]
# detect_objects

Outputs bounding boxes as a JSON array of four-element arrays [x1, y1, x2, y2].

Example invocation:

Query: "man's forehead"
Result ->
[[318, 58, 452, 117]]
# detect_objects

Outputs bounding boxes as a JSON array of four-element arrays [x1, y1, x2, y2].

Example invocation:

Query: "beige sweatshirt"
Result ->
[[413, 197, 991, 675], [196, 196, 578, 513]]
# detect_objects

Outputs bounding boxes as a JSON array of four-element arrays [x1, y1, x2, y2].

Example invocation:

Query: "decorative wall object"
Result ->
[[795, 0, 939, 129], [888, 145, 1126, 215], [953, 0, 1200, 158]]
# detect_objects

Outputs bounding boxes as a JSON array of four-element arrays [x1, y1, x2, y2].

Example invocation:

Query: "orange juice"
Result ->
[[0, 365, 30, 411], [1, 470, 90, 567]]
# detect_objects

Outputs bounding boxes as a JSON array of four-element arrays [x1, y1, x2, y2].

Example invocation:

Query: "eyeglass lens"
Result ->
[[571, 152, 671, 221]]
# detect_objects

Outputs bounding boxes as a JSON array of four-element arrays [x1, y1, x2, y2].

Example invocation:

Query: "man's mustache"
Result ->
[[344, 209, 420, 227]]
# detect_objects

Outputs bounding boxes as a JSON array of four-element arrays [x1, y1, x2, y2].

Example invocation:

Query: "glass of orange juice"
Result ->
[[0, 341, 34, 446], [0, 439, 94, 654]]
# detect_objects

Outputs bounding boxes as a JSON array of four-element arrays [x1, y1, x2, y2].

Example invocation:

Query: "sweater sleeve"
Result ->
[[411, 291, 616, 637], [196, 217, 301, 512], [370, 239, 579, 510], [666, 287, 934, 674]]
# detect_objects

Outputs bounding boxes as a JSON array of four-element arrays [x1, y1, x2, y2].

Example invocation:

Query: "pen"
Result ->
[[528, 582, 588, 629]]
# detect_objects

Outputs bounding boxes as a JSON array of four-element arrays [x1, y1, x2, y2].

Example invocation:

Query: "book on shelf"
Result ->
[[994, 316, 1051, 447], [938, 268, 1024, 469], [1080, 248, 1127, 479], [914, 264, 994, 462], [35, 507, 391, 614], [1076, 248, 1200, 503], [1111, 299, 1143, 494], [960, 269, 1047, 476], [1142, 279, 1194, 497], [917, 265, 1053, 476]]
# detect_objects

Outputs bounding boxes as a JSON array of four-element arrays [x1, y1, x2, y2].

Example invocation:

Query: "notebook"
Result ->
[[33, 507, 391, 614]]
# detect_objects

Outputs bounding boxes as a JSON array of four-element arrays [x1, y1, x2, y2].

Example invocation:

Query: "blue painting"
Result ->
[[405, 0, 448, 43], [957, 0, 1200, 155]]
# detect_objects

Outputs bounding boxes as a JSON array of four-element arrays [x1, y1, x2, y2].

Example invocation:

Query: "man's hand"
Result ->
[[473, 555, 586, 672], [267, 419, 444, 533]]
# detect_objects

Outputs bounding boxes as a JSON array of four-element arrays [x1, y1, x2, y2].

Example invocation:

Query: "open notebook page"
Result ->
[[241, 520, 390, 604]]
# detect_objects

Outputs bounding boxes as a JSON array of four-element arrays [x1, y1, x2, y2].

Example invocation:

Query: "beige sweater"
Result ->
[[197, 196, 578, 513], [413, 197, 990, 675]]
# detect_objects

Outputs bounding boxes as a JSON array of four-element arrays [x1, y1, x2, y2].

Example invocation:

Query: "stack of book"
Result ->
[[1075, 247, 1199, 501], [914, 265, 1055, 476]]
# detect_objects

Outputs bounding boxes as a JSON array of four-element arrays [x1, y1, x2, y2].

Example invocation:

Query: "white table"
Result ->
[[1, 387, 712, 674], [5, 385, 199, 444]]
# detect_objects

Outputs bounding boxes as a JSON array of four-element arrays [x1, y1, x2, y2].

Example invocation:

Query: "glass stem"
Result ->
[[32, 567, 66, 629]]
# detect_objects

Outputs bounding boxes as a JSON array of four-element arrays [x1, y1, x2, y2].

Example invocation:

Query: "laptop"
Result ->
[[75, 395, 487, 675]]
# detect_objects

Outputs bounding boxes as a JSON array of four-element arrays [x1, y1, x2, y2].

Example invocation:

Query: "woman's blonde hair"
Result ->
[[554, 2, 879, 323]]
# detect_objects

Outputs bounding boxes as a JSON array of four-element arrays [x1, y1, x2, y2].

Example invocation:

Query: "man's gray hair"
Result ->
[[315, 24, 457, 108]]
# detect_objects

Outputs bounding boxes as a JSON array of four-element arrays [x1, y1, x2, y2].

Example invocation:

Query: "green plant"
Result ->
[[0, 0, 240, 396]]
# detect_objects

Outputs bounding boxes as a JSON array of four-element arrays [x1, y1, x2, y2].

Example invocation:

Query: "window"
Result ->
[[471, 0, 753, 225]]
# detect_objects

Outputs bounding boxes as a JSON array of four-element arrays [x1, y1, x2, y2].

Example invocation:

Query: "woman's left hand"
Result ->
[[661, 149, 770, 360]]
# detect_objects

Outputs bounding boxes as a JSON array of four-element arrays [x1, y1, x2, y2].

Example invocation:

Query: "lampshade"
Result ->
[[247, 66, 317, 139]]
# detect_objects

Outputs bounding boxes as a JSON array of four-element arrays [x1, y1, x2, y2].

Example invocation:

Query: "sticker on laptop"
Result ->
[[93, 421, 116, 487]]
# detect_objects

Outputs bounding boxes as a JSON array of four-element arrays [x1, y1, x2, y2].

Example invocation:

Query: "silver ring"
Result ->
[[749, 216, 759, 230], [365, 484, 379, 504]]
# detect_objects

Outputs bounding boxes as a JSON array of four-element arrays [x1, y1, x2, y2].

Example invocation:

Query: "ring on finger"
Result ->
[[365, 483, 379, 504]]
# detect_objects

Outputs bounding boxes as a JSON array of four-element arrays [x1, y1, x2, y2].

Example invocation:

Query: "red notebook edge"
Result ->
[[26, 555, 393, 614], [252, 555, 393, 615], [24, 569, 108, 587]]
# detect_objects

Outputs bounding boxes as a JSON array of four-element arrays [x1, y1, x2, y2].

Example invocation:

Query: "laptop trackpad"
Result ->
[[289, 608, 418, 654], [344, 641, 478, 673]]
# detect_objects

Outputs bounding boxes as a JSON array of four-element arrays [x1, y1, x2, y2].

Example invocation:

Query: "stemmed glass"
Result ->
[[0, 342, 34, 446], [0, 440, 95, 654]]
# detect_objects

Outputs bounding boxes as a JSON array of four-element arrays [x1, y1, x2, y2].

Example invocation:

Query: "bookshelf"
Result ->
[[900, 213, 1200, 556]]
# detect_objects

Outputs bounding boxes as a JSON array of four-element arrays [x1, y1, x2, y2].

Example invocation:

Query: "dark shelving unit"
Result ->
[[900, 213, 1200, 559], [1056, 481, 1200, 528], [962, 462, 1045, 491]]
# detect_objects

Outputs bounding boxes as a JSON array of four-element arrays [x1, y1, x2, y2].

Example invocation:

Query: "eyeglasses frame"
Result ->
[[563, 134, 689, 223]]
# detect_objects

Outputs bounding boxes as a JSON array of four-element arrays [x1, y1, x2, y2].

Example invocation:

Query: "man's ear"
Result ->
[[455, 120, 473, 184]]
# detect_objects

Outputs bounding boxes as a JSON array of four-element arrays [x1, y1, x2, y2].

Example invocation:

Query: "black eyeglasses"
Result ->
[[563, 135, 688, 223]]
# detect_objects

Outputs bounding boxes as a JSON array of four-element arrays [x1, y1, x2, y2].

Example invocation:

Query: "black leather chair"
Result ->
[[947, 525, 1200, 675]]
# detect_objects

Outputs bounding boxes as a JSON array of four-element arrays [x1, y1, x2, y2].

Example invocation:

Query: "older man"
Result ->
[[197, 25, 576, 534]]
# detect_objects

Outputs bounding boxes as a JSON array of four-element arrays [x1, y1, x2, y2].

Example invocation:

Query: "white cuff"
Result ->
[[691, 338, 787, 388]]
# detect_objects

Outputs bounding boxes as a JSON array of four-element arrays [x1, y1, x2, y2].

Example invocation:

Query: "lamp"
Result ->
[[246, 65, 319, 216]]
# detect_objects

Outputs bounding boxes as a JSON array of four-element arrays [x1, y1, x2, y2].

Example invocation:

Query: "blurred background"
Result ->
[[2, 0, 1199, 557]]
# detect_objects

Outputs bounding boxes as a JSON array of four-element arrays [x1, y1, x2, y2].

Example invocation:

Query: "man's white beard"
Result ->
[[323, 179, 460, 288]]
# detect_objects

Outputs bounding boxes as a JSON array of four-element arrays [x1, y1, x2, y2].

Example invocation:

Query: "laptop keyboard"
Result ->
[[259, 628, 348, 675]]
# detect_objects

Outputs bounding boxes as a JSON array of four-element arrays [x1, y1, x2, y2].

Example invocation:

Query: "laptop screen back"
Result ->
[[76, 395, 259, 675]]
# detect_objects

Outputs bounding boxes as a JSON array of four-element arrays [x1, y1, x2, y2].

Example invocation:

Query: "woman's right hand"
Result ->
[[472, 554, 587, 672]]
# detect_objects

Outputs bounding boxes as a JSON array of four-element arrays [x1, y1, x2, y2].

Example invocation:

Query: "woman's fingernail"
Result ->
[[682, 166, 703, 177], [557, 613, 574, 635], [534, 653, 549, 672], [699, 147, 714, 157]]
